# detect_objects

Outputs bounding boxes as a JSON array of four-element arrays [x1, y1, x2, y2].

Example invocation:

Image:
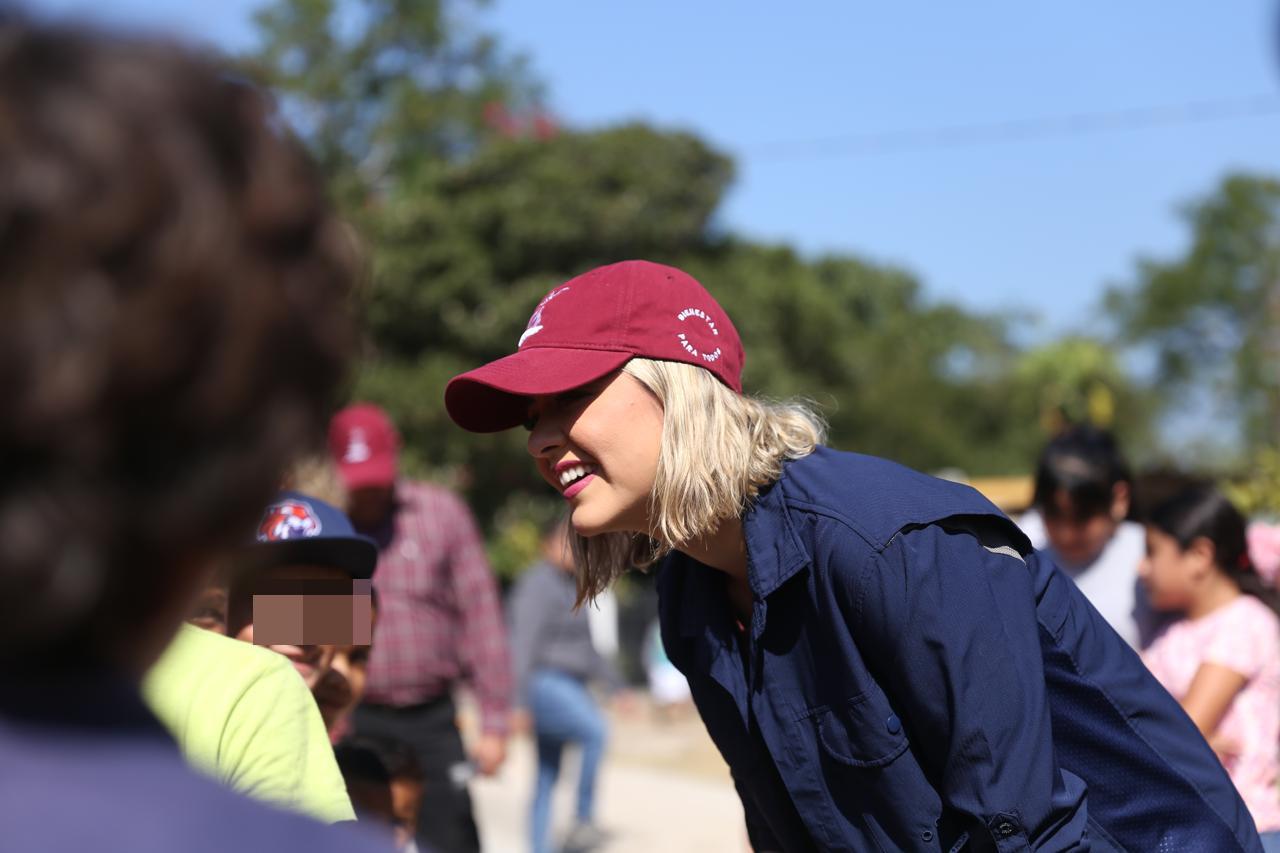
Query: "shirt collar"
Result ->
[[742, 470, 810, 599], [676, 466, 810, 639]]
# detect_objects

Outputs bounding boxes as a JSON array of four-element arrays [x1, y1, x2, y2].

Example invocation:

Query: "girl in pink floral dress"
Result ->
[[1141, 485, 1280, 849]]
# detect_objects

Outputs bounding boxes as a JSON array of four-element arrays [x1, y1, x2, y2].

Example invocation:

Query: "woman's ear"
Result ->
[[1110, 481, 1132, 523]]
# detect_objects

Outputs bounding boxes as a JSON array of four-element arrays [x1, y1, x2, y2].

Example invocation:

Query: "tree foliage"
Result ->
[[1107, 174, 1280, 449], [1011, 337, 1153, 451]]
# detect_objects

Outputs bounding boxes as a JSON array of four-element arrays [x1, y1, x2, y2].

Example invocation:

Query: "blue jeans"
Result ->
[[528, 670, 607, 853]]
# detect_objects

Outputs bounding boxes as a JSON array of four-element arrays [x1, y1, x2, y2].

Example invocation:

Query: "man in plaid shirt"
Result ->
[[331, 403, 512, 853]]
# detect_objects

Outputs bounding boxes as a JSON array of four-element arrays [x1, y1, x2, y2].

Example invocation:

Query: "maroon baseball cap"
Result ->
[[329, 403, 399, 489], [445, 260, 744, 433]]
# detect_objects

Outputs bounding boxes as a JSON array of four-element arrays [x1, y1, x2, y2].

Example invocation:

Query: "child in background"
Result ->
[[335, 737, 426, 852], [144, 623, 356, 824], [1140, 485, 1280, 850], [335, 739, 396, 828], [227, 491, 378, 739], [375, 738, 427, 853], [1020, 426, 1164, 648]]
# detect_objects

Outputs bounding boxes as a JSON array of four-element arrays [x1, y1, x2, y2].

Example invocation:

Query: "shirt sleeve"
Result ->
[[731, 767, 786, 853], [1203, 600, 1275, 680], [443, 492, 514, 735], [850, 521, 1074, 853], [220, 656, 356, 823], [507, 570, 552, 708]]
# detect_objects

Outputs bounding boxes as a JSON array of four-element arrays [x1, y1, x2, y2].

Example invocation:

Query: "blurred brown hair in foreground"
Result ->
[[0, 12, 360, 672]]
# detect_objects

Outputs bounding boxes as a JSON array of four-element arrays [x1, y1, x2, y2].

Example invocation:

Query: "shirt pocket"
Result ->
[[798, 691, 943, 851], [805, 691, 910, 768]]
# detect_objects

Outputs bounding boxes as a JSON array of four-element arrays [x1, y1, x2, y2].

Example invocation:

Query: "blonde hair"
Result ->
[[571, 358, 826, 603]]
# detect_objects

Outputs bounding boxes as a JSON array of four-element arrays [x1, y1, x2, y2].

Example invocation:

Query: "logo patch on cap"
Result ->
[[257, 499, 323, 542], [518, 286, 571, 348], [675, 307, 723, 363], [343, 427, 372, 464]]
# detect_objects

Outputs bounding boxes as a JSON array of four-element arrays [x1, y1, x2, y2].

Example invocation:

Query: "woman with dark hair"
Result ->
[[1140, 485, 1280, 849]]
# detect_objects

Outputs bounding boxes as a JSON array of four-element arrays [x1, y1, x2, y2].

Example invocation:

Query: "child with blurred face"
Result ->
[[312, 636, 374, 737], [228, 492, 378, 737]]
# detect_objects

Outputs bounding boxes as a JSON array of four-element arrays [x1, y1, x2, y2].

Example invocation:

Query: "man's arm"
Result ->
[[849, 522, 1082, 852], [443, 492, 513, 768]]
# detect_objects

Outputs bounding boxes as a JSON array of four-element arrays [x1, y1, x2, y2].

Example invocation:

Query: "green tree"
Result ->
[[1223, 447, 1280, 518], [1107, 173, 1280, 449], [1009, 337, 1154, 450], [247, 0, 536, 202]]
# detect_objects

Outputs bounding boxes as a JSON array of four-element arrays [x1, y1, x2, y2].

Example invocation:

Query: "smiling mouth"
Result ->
[[558, 462, 598, 490]]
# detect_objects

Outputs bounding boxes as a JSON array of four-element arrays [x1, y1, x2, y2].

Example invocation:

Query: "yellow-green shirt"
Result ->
[[143, 624, 355, 823]]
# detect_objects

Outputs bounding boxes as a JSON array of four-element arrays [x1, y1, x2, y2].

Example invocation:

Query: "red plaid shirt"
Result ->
[[363, 481, 512, 734]]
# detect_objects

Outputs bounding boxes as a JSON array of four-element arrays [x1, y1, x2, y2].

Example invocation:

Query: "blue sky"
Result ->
[[28, 1, 1280, 342]]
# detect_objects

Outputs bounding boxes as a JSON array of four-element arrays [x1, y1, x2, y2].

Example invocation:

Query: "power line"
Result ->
[[743, 94, 1280, 160]]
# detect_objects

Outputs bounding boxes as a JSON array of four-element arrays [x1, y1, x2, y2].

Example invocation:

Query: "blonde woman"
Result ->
[[445, 261, 1261, 852]]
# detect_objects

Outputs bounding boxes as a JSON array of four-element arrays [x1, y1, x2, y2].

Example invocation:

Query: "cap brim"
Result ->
[[445, 347, 633, 433], [244, 537, 379, 580], [337, 457, 397, 491]]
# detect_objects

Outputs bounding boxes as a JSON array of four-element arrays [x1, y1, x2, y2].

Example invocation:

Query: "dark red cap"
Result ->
[[445, 261, 744, 432], [328, 403, 399, 489]]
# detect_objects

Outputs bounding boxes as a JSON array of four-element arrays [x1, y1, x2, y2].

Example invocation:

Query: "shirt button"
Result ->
[[885, 714, 901, 735], [996, 820, 1017, 838]]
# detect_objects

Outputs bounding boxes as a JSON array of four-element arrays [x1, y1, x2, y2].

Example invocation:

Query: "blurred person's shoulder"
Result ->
[[1110, 520, 1146, 561], [1017, 508, 1048, 551], [143, 625, 355, 822], [0, 691, 382, 853], [1222, 593, 1280, 638]]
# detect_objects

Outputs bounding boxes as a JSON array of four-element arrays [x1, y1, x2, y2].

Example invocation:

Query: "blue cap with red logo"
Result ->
[[250, 491, 378, 579]]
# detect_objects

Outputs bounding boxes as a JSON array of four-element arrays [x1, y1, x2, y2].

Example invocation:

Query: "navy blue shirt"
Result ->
[[658, 447, 1261, 852], [0, 669, 386, 853]]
